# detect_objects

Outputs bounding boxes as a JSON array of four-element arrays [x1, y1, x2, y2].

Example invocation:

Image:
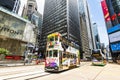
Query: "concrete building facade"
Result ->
[[22, 0, 43, 50], [0, 7, 36, 56], [22, 0, 37, 20], [78, 0, 94, 59]]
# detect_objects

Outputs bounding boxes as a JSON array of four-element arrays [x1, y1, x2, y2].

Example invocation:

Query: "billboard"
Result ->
[[109, 31, 120, 43], [107, 23, 120, 52], [101, 0, 111, 22], [107, 24, 120, 34], [110, 42, 120, 52]]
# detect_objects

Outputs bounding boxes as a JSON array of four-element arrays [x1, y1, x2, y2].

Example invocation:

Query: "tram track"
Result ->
[[1, 62, 106, 80], [25, 73, 51, 80], [92, 65, 106, 80], [2, 71, 47, 80], [0, 68, 43, 76]]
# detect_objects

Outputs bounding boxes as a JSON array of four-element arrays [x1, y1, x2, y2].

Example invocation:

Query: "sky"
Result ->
[[87, 0, 109, 46], [19, 0, 109, 47]]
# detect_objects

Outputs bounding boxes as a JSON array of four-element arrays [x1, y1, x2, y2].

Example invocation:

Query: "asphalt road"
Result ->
[[0, 62, 120, 80]]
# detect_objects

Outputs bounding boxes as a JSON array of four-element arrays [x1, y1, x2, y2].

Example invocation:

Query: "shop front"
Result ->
[[0, 8, 32, 60]]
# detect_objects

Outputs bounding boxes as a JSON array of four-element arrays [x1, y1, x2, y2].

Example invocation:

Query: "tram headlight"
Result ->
[[46, 61, 49, 64], [45, 60, 49, 65], [54, 66, 58, 70]]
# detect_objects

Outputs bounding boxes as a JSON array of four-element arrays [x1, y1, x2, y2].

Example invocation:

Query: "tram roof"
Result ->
[[47, 32, 61, 38]]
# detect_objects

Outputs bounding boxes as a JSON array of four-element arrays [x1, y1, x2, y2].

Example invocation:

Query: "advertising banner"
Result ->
[[101, 0, 111, 22], [109, 31, 120, 43], [110, 42, 120, 52]]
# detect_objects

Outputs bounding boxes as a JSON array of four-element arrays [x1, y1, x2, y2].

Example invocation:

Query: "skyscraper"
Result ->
[[78, 0, 94, 59], [112, 0, 120, 23], [0, 0, 21, 13], [106, 0, 119, 26], [40, 0, 80, 54], [22, 0, 43, 49], [22, 0, 37, 20], [92, 23, 100, 49]]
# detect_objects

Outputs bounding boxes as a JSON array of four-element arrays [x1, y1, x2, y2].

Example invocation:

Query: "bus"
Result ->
[[45, 32, 80, 72], [91, 49, 107, 66]]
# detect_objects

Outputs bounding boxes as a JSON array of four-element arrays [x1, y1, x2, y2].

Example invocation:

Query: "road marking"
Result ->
[[0, 71, 45, 80]]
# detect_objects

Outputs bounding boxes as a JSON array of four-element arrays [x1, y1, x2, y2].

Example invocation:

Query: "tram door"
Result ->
[[59, 51, 62, 68]]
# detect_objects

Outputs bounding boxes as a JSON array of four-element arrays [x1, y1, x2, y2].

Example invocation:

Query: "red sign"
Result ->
[[5, 55, 23, 60], [118, 13, 120, 16], [111, 14, 117, 21], [101, 0, 111, 22]]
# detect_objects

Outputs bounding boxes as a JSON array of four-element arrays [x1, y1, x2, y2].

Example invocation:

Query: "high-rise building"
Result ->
[[22, 0, 43, 49], [78, 0, 94, 60], [101, 0, 120, 62], [92, 23, 101, 49], [0, 0, 21, 13], [40, 0, 80, 54], [106, 0, 119, 26], [112, 0, 120, 23], [22, 0, 38, 20]]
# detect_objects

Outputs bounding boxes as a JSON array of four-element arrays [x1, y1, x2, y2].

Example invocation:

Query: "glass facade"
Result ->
[[0, 0, 20, 13], [68, 0, 80, 43], [40, 0, 80, 53], [105, 0, 120, 26], [0, 0, 14, 11], [111, 0, 120, 23]]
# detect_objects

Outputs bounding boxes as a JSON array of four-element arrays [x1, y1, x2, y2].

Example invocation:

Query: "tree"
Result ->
[[0, 48, 9, 60]]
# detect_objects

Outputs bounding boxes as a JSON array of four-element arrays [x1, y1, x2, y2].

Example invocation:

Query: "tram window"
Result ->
[[50, 37, 54, 41], [60, 37, 62, 42], [67, 54, 69, 58], [59, 51, 62, 57], [71, 54, 73, 58], [55, 35, 58, 41], [49, 50, 52, 57], [74, 55, 76, 58], [53, 50, 58, 57], [63, 53, 66, 58], [46, 51, 48, 57], [47, 38, 50, 41], [92, 50, 100, 54]]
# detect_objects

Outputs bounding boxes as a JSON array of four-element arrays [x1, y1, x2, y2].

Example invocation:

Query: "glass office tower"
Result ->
[[39, 0, 80, 54]]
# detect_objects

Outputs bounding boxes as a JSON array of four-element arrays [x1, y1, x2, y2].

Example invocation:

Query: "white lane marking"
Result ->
[[0, 70, 45, 80]]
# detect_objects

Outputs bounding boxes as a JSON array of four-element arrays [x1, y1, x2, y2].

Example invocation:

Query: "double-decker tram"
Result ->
[[91, 49, 107, 66], [45, 32, 80, 72]]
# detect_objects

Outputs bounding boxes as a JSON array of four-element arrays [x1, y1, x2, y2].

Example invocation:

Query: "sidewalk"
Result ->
[[0, 60, 44, 67]]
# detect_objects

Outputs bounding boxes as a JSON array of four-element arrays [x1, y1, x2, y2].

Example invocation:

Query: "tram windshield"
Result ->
[[49, 36, 54, 41], [92, 49, 102, 61], [46, 50, 58, 57]]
